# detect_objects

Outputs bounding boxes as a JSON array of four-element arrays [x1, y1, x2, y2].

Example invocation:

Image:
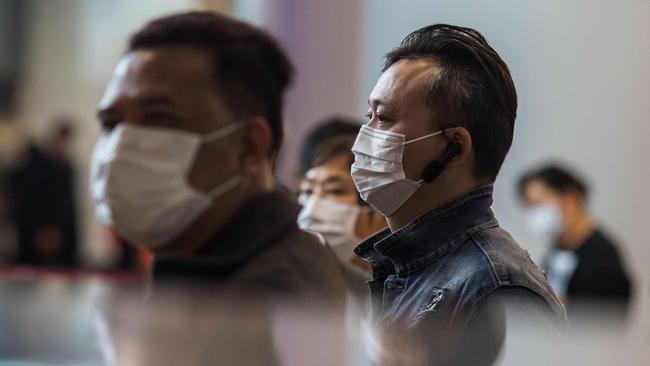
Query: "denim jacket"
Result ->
[[355, 186, 565, 363]]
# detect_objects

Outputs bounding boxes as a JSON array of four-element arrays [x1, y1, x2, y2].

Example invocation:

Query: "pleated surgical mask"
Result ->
[[297, 196, 363, 261], [350, 124, 444, 216], [90, 122, 242, 249], [524, 204, 564, 243]]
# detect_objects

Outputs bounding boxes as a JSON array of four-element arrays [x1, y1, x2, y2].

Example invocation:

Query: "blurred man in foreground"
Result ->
[[297, 118, 386, 273], [519, 164, 632, 319], [351, 24, 565, 365], [91, 11, 356, 364]]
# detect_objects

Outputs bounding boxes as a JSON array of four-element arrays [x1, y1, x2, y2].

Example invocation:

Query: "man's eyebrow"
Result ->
[[302, 174, 346, 186], [322, 175, 346, 184], [95, 95, 177, 123]]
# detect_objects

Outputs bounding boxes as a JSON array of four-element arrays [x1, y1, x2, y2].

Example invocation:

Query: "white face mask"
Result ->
[[90, 122, 242, 249], [545, 249, 578, 297], [524, 204, 564, 243], [350, 124, 444, 216], [297, 196, 362, 261]]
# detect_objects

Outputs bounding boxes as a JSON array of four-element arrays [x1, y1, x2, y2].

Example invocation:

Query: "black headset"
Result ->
[[421, 140, 462, 183]]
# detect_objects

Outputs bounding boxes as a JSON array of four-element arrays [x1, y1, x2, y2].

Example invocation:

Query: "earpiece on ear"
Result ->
[[421, 141, 462, 183]]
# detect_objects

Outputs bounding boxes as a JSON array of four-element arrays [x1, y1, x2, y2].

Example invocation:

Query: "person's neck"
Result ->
[[157, 174, 274, 257], [386, 178, 490, 232], [558, 213, 594, 250]]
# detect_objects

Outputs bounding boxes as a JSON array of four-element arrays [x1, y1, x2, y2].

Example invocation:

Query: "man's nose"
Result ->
[[312, 186, 327, 199]]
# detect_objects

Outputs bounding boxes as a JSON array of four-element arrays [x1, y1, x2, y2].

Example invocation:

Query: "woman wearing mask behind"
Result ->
[[297, 118, 387, 273]]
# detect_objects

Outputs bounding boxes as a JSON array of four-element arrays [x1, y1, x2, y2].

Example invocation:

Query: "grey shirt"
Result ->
[[152, 187, 352, 306]]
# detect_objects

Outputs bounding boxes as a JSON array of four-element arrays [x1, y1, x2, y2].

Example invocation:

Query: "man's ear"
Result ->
[[240, 116, 272, 174], [445, 127, 472, 168]]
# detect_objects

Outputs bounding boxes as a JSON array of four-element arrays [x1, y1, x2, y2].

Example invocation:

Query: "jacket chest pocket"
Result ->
[[380, 277, 408, 317]]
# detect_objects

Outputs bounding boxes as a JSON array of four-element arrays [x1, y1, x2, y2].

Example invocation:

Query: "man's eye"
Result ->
[[376, 114, 391, 123], [144, 112, 166, 122], [325, 188, 344, 196], [143, 111, 175, 126], [100, 119, 118, 132]]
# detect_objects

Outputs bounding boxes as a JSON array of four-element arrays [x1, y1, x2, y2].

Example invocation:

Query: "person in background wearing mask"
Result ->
[[296, 118, 387, 273], [351, 24, 565, 365], [519, 164, 632, 318], [92, 12, 350, 305]]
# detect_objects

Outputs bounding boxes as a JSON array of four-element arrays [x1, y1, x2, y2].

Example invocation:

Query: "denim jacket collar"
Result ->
[[355, 185, 497, 277]]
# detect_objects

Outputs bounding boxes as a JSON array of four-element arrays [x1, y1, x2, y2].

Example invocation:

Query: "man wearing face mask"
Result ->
[[519, 164, 632, 319], [296, 118, 387, 273], [351, 24, 565, 365], [91, 12, 350, 305]]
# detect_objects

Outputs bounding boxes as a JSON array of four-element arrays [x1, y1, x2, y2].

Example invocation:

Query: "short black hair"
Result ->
[[128, 11, 293, 156], [518, 164, 589, 200], [299, 117, 361, 175], [384, 24, 517, 181]]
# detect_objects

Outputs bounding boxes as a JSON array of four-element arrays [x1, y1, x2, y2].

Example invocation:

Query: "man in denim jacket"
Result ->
[[351, 24, 565, 365]]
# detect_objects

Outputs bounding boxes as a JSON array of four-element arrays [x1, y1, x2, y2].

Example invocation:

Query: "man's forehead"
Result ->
[[100, 47, 216, 107], [128, 48, 212, 81], [526, 180, 559, 200], [370, 58, 439, 106], [305, 165, 350, 182]]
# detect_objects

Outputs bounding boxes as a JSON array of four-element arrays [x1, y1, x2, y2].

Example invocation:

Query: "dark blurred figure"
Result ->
[[297, 117, 386, 272], [0, 168, 17, 265], [519, 164, 632, 318], [7, 118, 78, 267]]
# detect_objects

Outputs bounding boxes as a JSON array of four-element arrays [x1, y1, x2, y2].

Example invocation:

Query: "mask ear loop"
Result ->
[[202, 121, 245, 198], [208, 175, 242, 198], [202, 121, 243, 144], [402, 130, 444, 145]]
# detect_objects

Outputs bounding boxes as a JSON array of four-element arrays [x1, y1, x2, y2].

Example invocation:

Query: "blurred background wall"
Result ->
[[232, 0, 363, 185], [0, 0, 648, 332]]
